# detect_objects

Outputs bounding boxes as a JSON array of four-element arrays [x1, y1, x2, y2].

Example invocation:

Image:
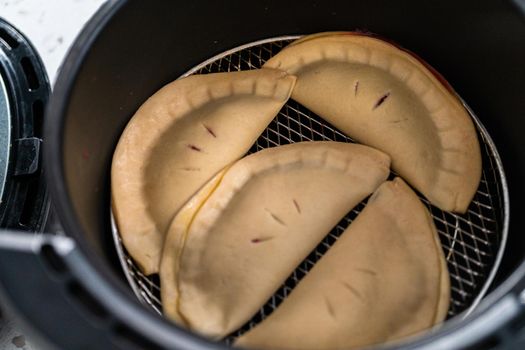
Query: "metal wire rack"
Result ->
[[111, 36, 509, 343]]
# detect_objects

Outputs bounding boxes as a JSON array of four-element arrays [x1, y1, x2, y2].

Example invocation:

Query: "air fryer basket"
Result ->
[[111, 36, 509, 341], [0, 1, 524, 349]]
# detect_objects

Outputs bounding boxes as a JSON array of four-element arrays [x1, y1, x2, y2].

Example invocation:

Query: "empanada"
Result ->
[[160, 141, 390, 338], [264, 32, 481, 213], [235, 177, 450, 350], [112, 69, 296, 274]]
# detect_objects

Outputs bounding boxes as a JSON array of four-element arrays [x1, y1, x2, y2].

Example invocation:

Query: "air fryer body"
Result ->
[[0, 0, 524, 349]]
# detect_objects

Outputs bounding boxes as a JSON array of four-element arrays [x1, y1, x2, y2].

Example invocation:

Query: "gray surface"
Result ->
[[0, 1, 104, 349], [0, 72, 10, 201], [0, 317, 33, 350]]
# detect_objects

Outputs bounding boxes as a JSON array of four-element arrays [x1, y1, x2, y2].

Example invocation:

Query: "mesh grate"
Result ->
[[111, 36, 508, 343]]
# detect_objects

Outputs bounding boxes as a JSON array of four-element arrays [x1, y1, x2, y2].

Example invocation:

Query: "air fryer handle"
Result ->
[[0, 232, 217, 350], [5, 233, 525, 350], [0, 232, 129, 349]]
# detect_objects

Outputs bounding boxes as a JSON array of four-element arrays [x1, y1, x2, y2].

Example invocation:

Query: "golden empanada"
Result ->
[[265, 32, 481, 213], [112, 69, 296, 274], [160, 141, 390, 338]]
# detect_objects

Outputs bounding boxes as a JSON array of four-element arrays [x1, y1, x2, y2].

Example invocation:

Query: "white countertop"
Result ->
[[0, 1, 105, 348], [1, 0, 106, 83]]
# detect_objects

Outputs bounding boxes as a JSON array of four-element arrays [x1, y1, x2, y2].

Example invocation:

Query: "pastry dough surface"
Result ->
[[235, 177, 450, 350], [265, 32, 481, 213], [160, 141, 391, 339], [112, 69, 296, 274]]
